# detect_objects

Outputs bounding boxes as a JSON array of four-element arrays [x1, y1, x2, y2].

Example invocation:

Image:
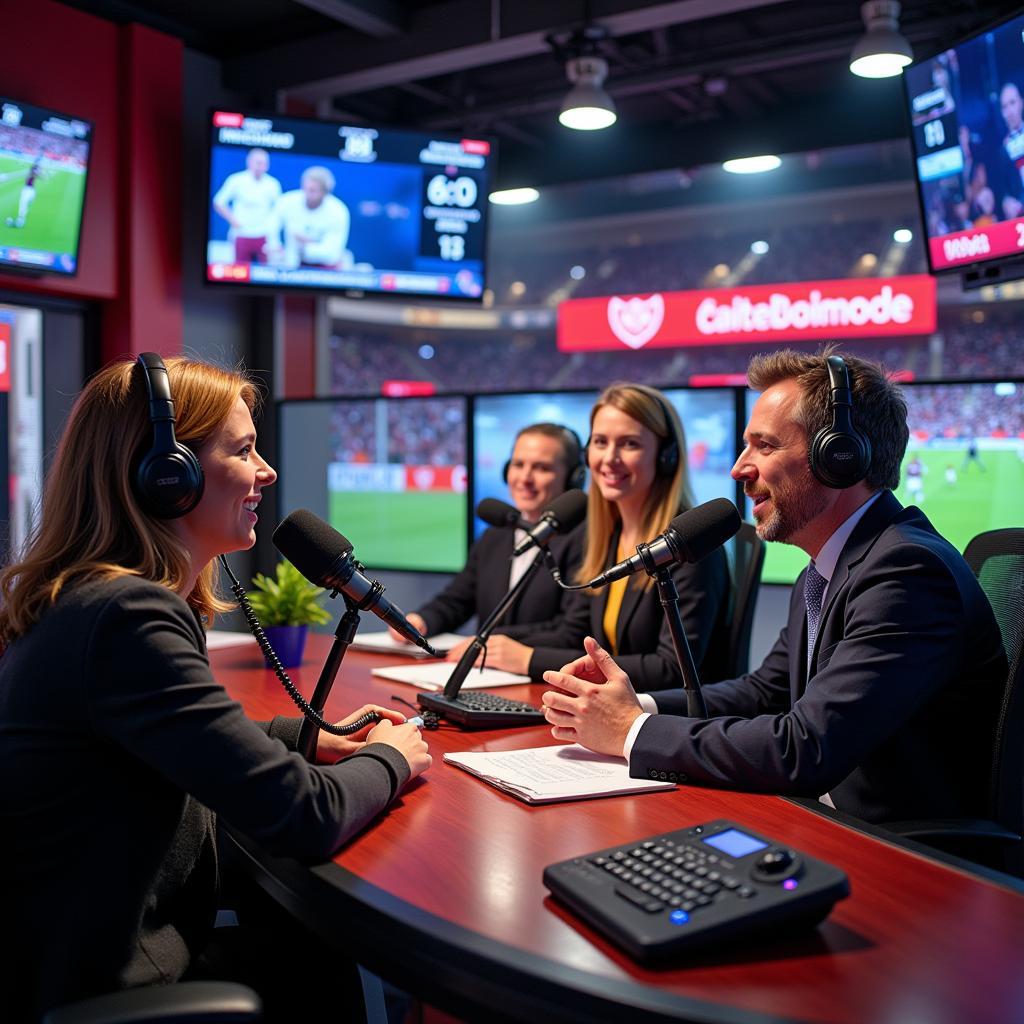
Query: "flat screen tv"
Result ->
[[750, 379, 1024, 584], [205, 110, 493, 300], [0, 97, 91, 276], [904, 12, 1024, 276], [472, 388, 742, 540], [278, 395, 469, 573]]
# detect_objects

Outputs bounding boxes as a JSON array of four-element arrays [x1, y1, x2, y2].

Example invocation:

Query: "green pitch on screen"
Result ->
[[758, 449, 1023, 585], [329, 490, 466, 572], [0, 158, 86, 254]]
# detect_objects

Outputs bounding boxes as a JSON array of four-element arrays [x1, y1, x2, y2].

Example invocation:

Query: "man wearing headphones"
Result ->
[[541, 348, 1006, 825], [389, 422, 585, 643]]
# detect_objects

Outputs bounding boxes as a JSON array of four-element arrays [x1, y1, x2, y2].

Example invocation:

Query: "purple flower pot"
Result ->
[[262, 625, 308, 669]]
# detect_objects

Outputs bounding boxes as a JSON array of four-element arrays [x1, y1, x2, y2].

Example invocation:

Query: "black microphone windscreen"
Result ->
[[546, 488, 588, 532], [273, 509, 353, 586], [669, 498, 741, 562], [477, 497, 521, 528]]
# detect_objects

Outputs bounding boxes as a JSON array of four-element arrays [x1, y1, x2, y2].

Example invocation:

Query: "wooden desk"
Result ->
[[213, 635, 1024, 1024]]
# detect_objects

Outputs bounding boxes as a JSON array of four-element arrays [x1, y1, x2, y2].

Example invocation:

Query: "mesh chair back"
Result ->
[[725, 523, 766, 678], [963, 528, 1024, 867]]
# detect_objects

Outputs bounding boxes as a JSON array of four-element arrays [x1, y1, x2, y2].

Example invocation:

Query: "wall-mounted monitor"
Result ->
[[0, 97, 91, 276], [205, 110, 492, 300], [472, 387, 741, 540], [749, 379, 1024, 584], [904, 12, 1024, 277], [278, 396, 469, 573]]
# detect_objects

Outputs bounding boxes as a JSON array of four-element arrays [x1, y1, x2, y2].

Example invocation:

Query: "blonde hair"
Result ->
[[0, 356, 259, 645], [577, 382, 695, 589]]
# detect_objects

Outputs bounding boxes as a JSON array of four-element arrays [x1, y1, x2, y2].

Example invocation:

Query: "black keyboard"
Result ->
[[544, 819, 849, 961], [417, 690, 546, 729]]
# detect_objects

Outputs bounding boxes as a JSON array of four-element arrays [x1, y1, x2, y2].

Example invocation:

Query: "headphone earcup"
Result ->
[[808, 428, 872, 489], [566, 461, 587, 491], [501, 459, 510, 484], [135, 443, 205, 519], [657, 438, 680, 477]]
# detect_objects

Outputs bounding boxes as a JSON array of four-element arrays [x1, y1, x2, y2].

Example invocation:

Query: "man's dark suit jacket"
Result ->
[[415, 524, 584, 637], [631, 491, 1006, 824], [515, 527, 731, 690]]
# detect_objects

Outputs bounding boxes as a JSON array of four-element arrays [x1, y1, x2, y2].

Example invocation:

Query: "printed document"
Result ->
[[371, 661, 530, 690]]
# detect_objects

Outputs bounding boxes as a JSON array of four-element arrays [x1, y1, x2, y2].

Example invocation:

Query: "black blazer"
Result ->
[[519, 525, 731, 691], [415, 524, 584, 636], [632, 491, 1007, 824]]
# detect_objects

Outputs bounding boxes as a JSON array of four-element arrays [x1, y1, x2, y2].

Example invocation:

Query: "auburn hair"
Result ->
[[0, 356, 259, 646]]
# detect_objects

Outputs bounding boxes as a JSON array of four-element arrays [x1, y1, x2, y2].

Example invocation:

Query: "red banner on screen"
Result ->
[[928, 219, 1024, 270], [557, 275, 937, 352], [0, 323, 10, 392], [382, 380, 436, 397], [404, 464, 467, 493]]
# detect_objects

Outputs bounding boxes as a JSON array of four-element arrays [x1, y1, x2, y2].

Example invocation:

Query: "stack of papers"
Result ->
[[371, 662, 530, 690], [444, 744, 676, 804], [348, 630, 467, 658]]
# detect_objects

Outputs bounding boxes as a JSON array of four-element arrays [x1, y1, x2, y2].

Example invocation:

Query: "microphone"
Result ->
[[477, 497, 523, 529], [511, 489, 588, 557], [273, 509, 439, 656], [585, 498, 741, 588]]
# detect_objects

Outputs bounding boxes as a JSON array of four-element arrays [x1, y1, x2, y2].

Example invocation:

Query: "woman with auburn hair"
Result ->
[[0, 355, 430, 1021], [467, 382, 731, 691]]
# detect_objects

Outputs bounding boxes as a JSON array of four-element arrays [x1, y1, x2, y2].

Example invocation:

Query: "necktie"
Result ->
[[804, 562, 827, 669]]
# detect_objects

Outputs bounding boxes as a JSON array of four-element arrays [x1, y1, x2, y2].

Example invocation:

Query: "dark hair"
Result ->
[[747, 346, 909, 491], [514, 422, 581, 473]]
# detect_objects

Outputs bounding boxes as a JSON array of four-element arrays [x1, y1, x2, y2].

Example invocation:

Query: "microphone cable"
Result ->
[[219, 555, 378, 737]]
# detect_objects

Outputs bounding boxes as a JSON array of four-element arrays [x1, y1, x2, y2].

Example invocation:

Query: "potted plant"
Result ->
[[246, 559, 332, 668]]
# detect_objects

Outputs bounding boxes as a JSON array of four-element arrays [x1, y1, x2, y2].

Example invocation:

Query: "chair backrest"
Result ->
[[963, 527, 1024, 871], [725, 522, 766, 678]]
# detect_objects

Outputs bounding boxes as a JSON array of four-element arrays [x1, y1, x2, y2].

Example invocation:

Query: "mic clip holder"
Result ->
[[297, 572, 379, 761], [650, 563, 708, 720]]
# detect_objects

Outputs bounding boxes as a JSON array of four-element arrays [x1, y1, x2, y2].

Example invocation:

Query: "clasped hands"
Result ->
[[540, 637, 644, 758]]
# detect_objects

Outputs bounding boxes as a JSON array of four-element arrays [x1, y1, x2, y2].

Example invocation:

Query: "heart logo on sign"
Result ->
[[607, 294, 665, 350], [412, 466, 435, 490]]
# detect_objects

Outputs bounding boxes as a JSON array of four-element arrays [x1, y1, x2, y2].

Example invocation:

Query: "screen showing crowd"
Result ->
[[205, 111, 491, 300], [906, 12, 1024, 272]]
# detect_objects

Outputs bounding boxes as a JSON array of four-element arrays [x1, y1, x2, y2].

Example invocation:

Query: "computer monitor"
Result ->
[[472, 387, 740, 539], [747, 379, 1024, 584], [278, 395, 469, 572]]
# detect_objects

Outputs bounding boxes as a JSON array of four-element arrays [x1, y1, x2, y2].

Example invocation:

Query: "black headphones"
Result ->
[[585, 386, 680, 478], [503, 424, 587, 492], [808, 355, 872, 489], [132, 352, 205, 519]]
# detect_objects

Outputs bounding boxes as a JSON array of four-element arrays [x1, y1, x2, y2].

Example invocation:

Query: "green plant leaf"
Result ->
[[245, 559, 332, 626]]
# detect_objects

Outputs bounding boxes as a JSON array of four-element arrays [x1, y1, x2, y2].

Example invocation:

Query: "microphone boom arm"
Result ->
[[442, 550, 547, 700]]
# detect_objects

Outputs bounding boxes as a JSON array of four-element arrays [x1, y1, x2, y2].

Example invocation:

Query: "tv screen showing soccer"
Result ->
[[0, 97, 91, 276], [205, 111, 492, 299], [279, 396, 469, 573]]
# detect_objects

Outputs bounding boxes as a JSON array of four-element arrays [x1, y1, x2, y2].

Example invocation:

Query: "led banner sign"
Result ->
[[557, 275, 937, 351]]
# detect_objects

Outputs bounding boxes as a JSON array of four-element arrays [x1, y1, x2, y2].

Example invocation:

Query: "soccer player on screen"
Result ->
[[997, 82, 1024, 220], [5, 154, 43, 229], [266, 166, 351, 270], [211, 148, 281, 263]]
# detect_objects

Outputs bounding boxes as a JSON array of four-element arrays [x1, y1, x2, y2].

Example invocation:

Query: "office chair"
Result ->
[[41, 981, 263, 1024], [885, 527, 1024, 879], [724, 523, 766, 678]]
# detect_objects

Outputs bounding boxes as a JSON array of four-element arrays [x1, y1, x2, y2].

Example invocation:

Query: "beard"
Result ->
[[748, 465, 830, 544]]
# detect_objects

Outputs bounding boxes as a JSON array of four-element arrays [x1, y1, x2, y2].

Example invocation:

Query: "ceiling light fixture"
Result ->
[[489, 187, 540, 205], [850, 1, 913, 79], [722, 155, 781, 174], [559, 55, 617, 131]]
